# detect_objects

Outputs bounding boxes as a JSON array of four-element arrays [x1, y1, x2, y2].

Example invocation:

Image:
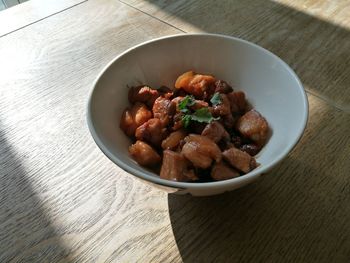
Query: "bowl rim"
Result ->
[[87, 33, 309, 189]]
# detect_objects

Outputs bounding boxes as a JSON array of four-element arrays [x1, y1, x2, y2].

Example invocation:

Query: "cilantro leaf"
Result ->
[[182, 114, 192, 129], [210, 92, 222, 106], [182, 107, 220, 129], [191, 108, 219, 123], [179, 95, 195, 113]]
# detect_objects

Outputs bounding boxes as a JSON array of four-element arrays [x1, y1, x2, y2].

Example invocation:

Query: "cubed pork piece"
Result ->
[[182, 134, 222, 169], [135, 118, 167, 147], [182, 141, 212, 169], [160, 150, 198, 182], [201, 121, 230, 143], [152, 96, 173, 126], [128, 85, 160, 107], [171, 112, 184, 131], [220, 113, 235, 129], [158, 86, 173, 99], [120, 102, 152, 137], [175, 71, 216, 98], [161, 130, 187, 150], [214, 80, 233, 94], [227, 91, 247, 113], [211, 161, 240, 181], [222, 147, 258, 173], [236, 109, 269, 146], [212, 94, 231, 116], [129, 140, 161, 166], [240, 144, 261, 156]]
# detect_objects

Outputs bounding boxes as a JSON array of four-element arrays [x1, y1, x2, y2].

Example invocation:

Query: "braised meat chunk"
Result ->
[[221, 113, 235, 129], [222, 147, 258, 173], [160, 150, 198, 181], [212, 94, 231, 116], [240, 144, 260, 156], [175, 71, 216, 98], [236, 109, 269, 146], [152, 96, 173, 126], [135, 118, 167, 147], [120, 102, 152, 137], [182, 134, 221, 169], [211, 161, 240, 181], [182, 141, 212, 169], [214, 80, 233, 94], [161, 130, 187, 150], [227, 91, 247, 113], [128, 85, 160, 107], [158, 86, 173, 98], [129, 140, 161, 166], [201, 121, 229, 143], [171, 112, 184, 131]]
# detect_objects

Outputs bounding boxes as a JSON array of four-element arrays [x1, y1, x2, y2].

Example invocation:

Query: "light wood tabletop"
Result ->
[[0, 0, 349, 262]]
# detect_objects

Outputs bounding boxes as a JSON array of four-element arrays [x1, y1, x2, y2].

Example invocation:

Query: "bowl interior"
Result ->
[[88, 34, 307, 188]]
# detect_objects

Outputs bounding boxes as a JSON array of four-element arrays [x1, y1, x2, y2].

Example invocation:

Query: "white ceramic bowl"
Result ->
[[87, 34, 308, 196]]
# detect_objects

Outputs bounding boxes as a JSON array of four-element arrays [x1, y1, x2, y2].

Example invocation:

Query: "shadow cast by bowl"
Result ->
[[0, 127, 71, 262], [167, 157, 349, 262]]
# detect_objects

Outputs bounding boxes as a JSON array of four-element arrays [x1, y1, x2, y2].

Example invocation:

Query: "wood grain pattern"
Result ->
[[0, 0, 179, 262], [0, 0, 350, 262], [0, 0, 87, 37], [122, 0, 350, 112]]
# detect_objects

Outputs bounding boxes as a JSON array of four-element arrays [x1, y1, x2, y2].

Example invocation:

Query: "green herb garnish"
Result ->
[[179, 95, 195, 113], [210, 92, 222, 106], [191, 108, 219, 123], [182, 108, 219, 129], [182, 114, 192, 129], [179, 95, 219, 129]]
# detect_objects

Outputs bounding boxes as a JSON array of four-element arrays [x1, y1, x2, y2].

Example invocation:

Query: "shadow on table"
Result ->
[[137, 0, 350, 110], [0, 128, 71, 262], [139, 1, 350, 259], [167, 156, 349, 262]]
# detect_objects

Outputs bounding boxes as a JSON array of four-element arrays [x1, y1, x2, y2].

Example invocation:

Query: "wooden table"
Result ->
[[0, 0, 349, 262]]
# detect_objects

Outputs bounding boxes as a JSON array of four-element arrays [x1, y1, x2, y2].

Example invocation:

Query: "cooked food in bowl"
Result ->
[[120, 71, 269, 182], [88, 34, 308, 195]]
